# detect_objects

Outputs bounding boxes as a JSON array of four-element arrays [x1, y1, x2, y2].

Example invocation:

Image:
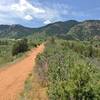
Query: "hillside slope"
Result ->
[[1, 20, 100, 40], [67, 20, 100, 40], [0, 25, 34, 38], [0, 20, 78, 38], [39, 20, 78, 35]]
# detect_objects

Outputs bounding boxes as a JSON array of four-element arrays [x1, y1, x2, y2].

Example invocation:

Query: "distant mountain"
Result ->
[[67, 20, 100, 40], [0, 24, 34, 38], [0, 20, 100, 40], [39, 20, 79, 35], [0, 20, 78, 38]]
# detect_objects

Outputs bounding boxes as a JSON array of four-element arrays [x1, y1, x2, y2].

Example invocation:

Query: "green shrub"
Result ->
[[36, 40, 100, 100], [12, 38, 28, 56]]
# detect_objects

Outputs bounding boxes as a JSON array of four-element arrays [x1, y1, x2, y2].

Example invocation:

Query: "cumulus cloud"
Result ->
[[11, 0, 45, 14], [11, 0, 62, 22], [11, 0, 46, 20], [0, 0, 87, 27], [24, 15, 33, 20], [0, 0, 68, 24], [44, 20, 51, 24]]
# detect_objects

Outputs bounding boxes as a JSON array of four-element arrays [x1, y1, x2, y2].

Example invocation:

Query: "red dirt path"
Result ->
[[0, 44, 45, 100]]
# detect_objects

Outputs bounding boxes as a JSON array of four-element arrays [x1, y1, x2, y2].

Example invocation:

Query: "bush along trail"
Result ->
[[0, 43, 45, 100]]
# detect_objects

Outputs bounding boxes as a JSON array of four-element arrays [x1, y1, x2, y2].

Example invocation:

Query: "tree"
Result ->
[[12, 38, 28, 56], [50, 37, 56, 44], [88, 41, 93, 57]]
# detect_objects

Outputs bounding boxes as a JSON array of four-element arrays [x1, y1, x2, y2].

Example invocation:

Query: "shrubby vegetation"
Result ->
[[0, 39, 19, 66], [12, 38, 28, 56], [0, 33, 47, 67], [28, 32, 47, 48], [29, 39, 100, 100], [0, 40, 12, 65], [0, 40, 8, 45], [61, 40, 100, 58]]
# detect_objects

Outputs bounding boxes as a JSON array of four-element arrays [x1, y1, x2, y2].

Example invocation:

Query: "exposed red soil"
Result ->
[[0, 44, 45, 100]]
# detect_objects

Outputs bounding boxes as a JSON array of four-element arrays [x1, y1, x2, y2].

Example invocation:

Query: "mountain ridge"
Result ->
[[0, 20, 100, 40], [67, 20, 100, 40]]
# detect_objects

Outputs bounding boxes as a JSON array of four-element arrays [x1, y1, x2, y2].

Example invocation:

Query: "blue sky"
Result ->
[[0, 0, 100, 27]]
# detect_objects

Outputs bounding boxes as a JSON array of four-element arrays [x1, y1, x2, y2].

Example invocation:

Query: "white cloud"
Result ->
[[44, 20, 51, 24], [0, 0, 87, 26], [0, 0, 71, 25], [10, 0, 62, 23], [11, 0, 45, 14], [10, 0, 47, 21], [24, 15, 33, 20]]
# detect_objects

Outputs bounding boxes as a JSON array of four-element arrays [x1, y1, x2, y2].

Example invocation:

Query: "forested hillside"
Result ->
[[0, 25, 34, 38], [38, 20, 78, 35], [1, 20, 100, 41], [0, 20, 78, 38], [67, 20, 100, 40]]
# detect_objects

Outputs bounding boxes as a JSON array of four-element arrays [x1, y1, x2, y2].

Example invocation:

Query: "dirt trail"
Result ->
[[0, 43, 45, 100]]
